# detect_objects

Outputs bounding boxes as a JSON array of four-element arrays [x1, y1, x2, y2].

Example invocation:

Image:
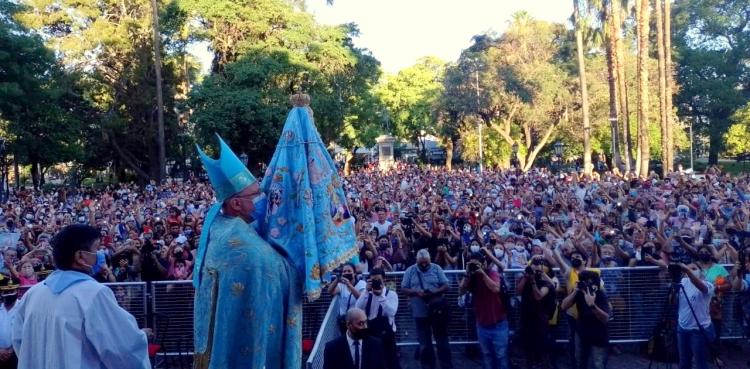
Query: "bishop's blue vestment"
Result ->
[[193, 214, 302, 369]]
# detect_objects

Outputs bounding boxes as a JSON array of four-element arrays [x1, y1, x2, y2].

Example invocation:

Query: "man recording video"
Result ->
[[459, 253, 508, 369], [561, 270, 609, 369], [355, 268, 399, 369], [670, 262, 715, 369]]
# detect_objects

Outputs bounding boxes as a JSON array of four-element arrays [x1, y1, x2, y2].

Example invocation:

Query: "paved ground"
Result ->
[[399, 341, 750, 369]]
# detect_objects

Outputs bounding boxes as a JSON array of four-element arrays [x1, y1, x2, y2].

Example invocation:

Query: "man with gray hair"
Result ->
[[401, 249, 452, 369]]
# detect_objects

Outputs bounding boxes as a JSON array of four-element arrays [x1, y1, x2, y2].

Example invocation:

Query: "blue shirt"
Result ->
[[401, 263, 449, 318]]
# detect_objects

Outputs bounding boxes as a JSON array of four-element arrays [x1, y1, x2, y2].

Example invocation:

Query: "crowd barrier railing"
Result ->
[[98, 265, 745, 366]]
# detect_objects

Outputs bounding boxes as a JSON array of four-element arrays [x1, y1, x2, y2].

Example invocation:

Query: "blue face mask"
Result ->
[[90, 250, 106, 275], [250, 193, 268, 232]]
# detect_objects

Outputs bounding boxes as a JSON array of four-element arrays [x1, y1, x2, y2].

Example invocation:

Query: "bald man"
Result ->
[[324, 308, 386, 369]]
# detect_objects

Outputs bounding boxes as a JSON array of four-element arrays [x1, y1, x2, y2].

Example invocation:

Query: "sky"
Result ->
[[305, 0, 573, 73]]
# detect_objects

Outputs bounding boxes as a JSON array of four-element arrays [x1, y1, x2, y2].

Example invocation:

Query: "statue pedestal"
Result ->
[[376, 135, 396, 172]]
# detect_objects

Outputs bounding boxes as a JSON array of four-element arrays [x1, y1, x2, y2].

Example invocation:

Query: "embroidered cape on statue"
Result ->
[[259, 93, 358, 301]]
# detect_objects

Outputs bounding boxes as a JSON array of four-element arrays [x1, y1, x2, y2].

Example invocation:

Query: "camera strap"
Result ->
[[679, 284, 724, 369]]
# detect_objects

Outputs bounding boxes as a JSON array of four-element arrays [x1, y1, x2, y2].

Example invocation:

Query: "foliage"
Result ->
[[672, 0, 750, 164], [724, 104, 750, 157], [375, 56, 445, 154]]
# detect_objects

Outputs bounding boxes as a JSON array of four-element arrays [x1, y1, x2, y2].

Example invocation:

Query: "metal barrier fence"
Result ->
[[90, 266, 745, 367], [304, 265, 746, 369]]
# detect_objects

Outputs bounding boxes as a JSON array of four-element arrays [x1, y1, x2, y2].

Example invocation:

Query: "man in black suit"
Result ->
[[324, 308, 387, 369]]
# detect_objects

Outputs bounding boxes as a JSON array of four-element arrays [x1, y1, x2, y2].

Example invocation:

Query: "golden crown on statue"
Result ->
[[290, 92, 311, 107]]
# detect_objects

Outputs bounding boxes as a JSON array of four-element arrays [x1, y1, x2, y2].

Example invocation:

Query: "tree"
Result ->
[[724, 103, 750, 157], [573, 0, 593, 175], [442, 15, 575, 172], [663, 0, 676, 170], [655, 0, 669, 175], [375, 57, 445, 160], [613, 0, 634, 172], [601, 0, 623, 170], [673, 0, 750, 164], [17, 0, 186, 182], [663, 0, 675, 173], [0, 2, 88, 188], [635, 0, 651, 177]]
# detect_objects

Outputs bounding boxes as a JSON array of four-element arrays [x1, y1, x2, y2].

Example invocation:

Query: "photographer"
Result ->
[[401, 249, 452, 369], [329, 263, 367, 334], [355, 268, 399, 369], [459, 253, 509, 369], [561, 270, 610, 369], [673, 262, 715, 369], [516, 256, 557, 369]]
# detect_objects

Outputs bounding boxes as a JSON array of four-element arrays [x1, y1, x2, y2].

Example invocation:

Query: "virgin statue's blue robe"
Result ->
[[194, 214, 302, 369]]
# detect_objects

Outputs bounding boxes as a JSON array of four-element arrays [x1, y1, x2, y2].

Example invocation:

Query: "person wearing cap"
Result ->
[[0, 282, 18, 369], [11, 224, 150, 369], [193, 135, 301, 369]]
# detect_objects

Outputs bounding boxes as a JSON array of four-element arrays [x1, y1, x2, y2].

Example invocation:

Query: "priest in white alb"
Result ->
[[11, 224, 150, 369]]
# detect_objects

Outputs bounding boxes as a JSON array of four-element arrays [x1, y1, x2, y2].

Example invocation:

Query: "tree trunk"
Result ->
[[613, 1, 632, 173], [30, 160, 40, 190], [445, 138, 454, 171], [664, 0, 674, 172], [636, 0, 651, 178], [655, 0, 668, 176], [708, 126, 722, 165], [606, 3, 622, 170], [151, 0, 166, 183], [344, 147, 357, 176], [13, 157, 19, 189], [574, 0, 592, 175]]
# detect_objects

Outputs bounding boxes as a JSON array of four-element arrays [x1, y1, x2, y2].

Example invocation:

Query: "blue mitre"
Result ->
[[194, 134, 257, 288], [196, 134, 257, 203]]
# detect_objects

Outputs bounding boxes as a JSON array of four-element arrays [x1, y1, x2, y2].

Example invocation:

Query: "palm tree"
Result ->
[[574, 0, 593, 175], [664, 0, 674, 173], [603, 0, 622, 170], [635, 0, 651, 178], [655, 0, 668, 176], [612, 0, 633, 173]]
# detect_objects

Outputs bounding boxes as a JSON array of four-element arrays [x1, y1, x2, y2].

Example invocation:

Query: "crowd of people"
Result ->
[[1, 162, 750, 368]]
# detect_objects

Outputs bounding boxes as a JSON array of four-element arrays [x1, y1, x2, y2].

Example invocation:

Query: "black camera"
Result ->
[[371, 279, 383, 290], [668, 263, 683, 283], [468, 262, 480, 273], [524, 266, 534, 276]]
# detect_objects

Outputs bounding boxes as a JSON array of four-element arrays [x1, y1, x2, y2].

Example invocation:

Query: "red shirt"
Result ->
[[468, 269, 507, 327]]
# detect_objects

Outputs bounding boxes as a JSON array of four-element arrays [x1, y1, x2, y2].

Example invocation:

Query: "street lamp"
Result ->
[[511, 142, 519, 169], [553, 141, 564, 173], [239, 152, 248, 167]]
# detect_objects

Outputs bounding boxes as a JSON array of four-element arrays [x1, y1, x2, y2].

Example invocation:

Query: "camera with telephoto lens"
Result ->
[[577, 280, 595, 293], [668, 263, 683, 283], [371, 279, 383, 290]]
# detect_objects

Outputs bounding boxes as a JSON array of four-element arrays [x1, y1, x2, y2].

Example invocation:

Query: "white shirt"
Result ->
[[678, 277, 715, 330], [355, 287, 399, 332], [346, 332, 362, 369], [337, 279, 367, 316], [370, 221, 392, 237], [0, 304, 15, 348], [12, 275, 150, 369]]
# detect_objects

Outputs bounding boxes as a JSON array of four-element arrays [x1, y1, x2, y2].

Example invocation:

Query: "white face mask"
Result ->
[[494, 249, 504, 258], [470, 245, 481, 254]]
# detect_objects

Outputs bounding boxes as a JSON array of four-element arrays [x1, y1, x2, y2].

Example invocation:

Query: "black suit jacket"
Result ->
[[323, 335, 386, 369]]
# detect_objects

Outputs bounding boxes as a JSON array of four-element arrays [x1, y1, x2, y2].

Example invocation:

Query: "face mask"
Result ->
[[571, 258, 583, 268], [342, 273, 354, 281], [470, 245, 481, 253], [418, 264, 430, 272], [351, 328, 369, 340], [602, 256, 614, 265], [250, 194, 268, 231], [698, 253, 712, 262], [494, 249, 504, 258]]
